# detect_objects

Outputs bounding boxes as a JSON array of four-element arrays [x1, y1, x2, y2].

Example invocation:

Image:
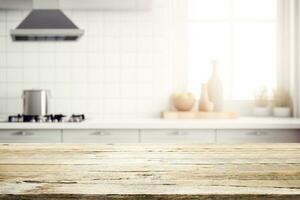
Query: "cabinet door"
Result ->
[[140, 129, 215, 144], [216, 129, 300, 144], [0, 130, 61, 143], [63, 129, 139, 143]]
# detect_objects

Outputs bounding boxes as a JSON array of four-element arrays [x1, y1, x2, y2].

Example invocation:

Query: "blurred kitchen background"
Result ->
[[0, 0, 297, 119]]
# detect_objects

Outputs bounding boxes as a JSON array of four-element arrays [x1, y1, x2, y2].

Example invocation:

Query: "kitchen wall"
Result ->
[[0, 0, 184, 119]]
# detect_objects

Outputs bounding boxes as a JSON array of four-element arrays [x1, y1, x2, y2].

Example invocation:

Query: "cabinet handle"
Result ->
[[14, 131, 34, 136], [258, 131, 269, 136], [168, 131, 190, 136], [180, 132, 189, 135], [246, 131, 259, 136], [91, 131, 111, 136], [91, 131, 103, 136], [246, 131, 268, 136], [168, 131, 180, 135]]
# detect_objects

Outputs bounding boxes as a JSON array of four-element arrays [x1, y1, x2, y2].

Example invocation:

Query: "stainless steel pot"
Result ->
[[22, 90, 50, 116]]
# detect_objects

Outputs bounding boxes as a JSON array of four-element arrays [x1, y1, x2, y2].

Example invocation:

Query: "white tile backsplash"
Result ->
[[87, 99, 101, 114], [121, 67, 137, 83], [23, 68, 39, 83], [39, 53, 56, 67], [121, 84, 137, 98], [54, 83, 72, 98], [7, 53, 22, 67], [103, 99, 121, 115], [7, 68, 22, 82], [71, 83, 87, 98], [6, 11, 24, 21], [0, 22, 6, 36], [104, 37, 121, 53], [120, 37, 137, 53], [39, 42, 56, 52], [87, 83, 103, 98], [121, 99, 137, 114], [0, 12, 5, 22], [23, 53, 39, 68], [0, 37, 6, 52], [7, 98, 22, 114], [103, 83, 121, 98], [0, 69, 6, 82], [40, 68, 55, 83], [0, 54, 6, 67], [7, 83, 22, 98], [0, 84, 6, 98], [71, 68, 87, 82], [0, 0, 178, 118], [104, 67, 121, 83]]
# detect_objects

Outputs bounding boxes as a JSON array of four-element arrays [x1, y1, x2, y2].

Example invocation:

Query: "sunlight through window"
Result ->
[[188, 0, 277, 100]]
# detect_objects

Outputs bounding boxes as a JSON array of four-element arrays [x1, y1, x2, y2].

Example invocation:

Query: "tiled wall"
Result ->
[[0, 1, 182, 119]]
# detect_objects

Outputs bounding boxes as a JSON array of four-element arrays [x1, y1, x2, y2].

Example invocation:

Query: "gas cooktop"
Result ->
[[8, 114, 85, 123]]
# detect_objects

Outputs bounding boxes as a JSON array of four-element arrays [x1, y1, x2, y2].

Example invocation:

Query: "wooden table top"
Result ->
[[0, 144, 300, 200]]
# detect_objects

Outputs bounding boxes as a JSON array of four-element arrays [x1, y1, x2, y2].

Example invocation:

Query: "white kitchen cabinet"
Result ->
[[216, 129, 300, 144], [140, 129, 215, 144], [62, 129, 139, 143], [0, 130, 61, 143]]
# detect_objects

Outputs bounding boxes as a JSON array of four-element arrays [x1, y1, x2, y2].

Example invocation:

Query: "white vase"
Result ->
[[253, 107, 270, 117], [273, 107, 291, 118], [207, 60, 223, 112], [199, 84, 214, 112]]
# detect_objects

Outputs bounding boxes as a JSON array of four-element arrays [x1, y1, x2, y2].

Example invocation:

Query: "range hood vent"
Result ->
[[10, 9, 84, 41], [0, 0, 152, 11]]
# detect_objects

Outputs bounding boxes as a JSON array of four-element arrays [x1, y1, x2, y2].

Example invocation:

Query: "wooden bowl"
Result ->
[[172, 93, 195, 111]]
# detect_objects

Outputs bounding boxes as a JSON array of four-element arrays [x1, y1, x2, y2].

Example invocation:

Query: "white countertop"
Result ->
[[0, 117, 300, 129]]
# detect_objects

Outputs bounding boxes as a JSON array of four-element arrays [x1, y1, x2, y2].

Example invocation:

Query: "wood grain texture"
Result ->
[[0, 144, 300, 199]]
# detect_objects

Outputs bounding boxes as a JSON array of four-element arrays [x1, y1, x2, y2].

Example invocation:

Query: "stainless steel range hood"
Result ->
[[10, 9, 84, 41]]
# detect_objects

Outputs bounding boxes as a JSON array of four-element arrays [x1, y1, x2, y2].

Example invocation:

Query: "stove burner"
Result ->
[[70, 114, 85, 122], [8, 114, 85, 123]]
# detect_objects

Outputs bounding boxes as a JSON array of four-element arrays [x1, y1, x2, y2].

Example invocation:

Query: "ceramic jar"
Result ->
[[253, 107, 271, 117]]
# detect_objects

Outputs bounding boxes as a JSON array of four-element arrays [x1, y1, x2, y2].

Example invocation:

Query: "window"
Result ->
[[187, 0, 278, 100]]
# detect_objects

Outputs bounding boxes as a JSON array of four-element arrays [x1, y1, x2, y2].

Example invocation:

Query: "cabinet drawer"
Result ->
[[140, 129, 215, 144], [217, 129, 300, 144], [0, 130, 61, 143], [63, 129, 139, 143]]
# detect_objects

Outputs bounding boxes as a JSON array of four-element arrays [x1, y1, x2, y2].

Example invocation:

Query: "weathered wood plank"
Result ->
[[1, 143, 299, 151], [0, 144, 300, 199], [1, 194, 300, 200], [1, 163, 300, 172]]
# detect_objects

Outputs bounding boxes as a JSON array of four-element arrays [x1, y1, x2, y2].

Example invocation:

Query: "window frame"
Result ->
[[186, 0, 279, 101], [170, 0, 297, 116]]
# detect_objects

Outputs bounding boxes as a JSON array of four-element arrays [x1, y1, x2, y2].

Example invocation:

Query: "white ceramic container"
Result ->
[[253, 107, 271, 117], [273, 107, 291, 118]]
